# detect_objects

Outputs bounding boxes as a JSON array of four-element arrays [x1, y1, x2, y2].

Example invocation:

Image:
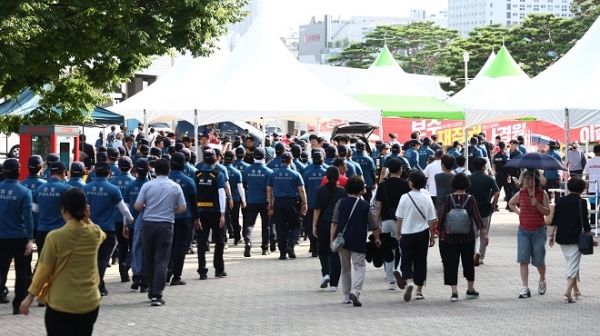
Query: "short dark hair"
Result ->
[[441, 154, 455, 170], [434, 149, 444, 158], [408, 170, 427, 189], [387, 158, 402, 174], [455, 155, 466, 167], [332, 158, 346, 169], [344, 176, 365, 195], [594, 144, 600, 154], [96, 167, 110, 178], [79, 134, 86, 141], [450, 173, 471, 191], [154, 158, 171, 176], [60, 188, 87, 221], [4, 170, 19, 179], [473, 157, 487, 171], [510, 139, 519, 145], [567, 176, 586, 193]]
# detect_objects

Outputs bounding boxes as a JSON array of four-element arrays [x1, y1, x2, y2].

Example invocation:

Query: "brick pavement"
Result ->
[[1, 201, 599, 335]]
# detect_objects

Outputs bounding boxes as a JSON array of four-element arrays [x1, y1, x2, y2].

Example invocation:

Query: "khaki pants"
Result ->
[[339, 248, 366, 296], [475, 215, 492, 260]]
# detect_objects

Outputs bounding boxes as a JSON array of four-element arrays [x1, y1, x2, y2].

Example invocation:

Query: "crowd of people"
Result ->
[[0, 125, 599, 333]]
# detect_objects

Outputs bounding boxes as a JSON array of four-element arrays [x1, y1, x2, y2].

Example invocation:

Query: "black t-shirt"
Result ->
[[314, 186, 349, 224], [493, 151, 508, 173], [468, 171, 500, 217], [376, 177, 411, 221]]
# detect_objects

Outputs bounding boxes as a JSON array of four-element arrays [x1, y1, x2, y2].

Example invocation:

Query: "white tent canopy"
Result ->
[[465, 17, 600, 128], [192, 14, 381, 126]]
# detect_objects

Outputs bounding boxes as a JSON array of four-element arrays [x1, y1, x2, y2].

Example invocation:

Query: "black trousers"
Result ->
[[363, 188, 373, 202], [273, 198, 301, 253], [97, 231, 116, 291], [544, 179, 561, 202], [0, 238, 30, 310], [196, 212, 226, 275], [244, 203, 270, 249], [141, 222, 173, 299], [317, 221, 341, 287], [495, 173, 512, 202], [226, 201, 242, 242], [115, 222, 130, 269], [439, 240, 476, 286], [45, 304, 99, 336], [304, 209, 317, 248], [36, 230, 51, 258], [169, 218, 193, 278], [399, 229, 430, 286]]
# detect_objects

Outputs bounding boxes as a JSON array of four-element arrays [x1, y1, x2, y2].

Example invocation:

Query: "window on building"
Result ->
[[507, 20, 512, 26], [520, 13, 526, 19], [490, 20, 493, 24], [507, 4, 511, 9], [548, 0, 553, 2], [513, 4, 518, 7], [541, 5, 546, 8], [548, 5, 553, 9], [562, 5, 568, 11], [507, 12, 512, 18], [527, 4, 532, 8], [520, 4, 525, 10], [513, 12, 518, 16], [534, 5, 539, 10]]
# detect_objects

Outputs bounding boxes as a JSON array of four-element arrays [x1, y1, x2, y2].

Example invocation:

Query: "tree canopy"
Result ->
[[0, 0, 247, 134]]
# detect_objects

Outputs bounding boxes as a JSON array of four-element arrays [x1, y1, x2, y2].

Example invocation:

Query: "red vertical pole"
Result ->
[[74, 136, 80, 162], [50, 134, 57, 154], [19, 134, 32, 181]]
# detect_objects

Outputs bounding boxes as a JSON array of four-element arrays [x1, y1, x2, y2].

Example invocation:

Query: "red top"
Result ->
[[321, 175, 348, 187], [519, 188, 546, 231]]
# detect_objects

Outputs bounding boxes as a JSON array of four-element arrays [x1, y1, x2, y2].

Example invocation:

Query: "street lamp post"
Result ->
[[463, 51, 470, 86]]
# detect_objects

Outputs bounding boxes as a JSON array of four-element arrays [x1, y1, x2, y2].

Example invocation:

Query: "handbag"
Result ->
[[407, 193, 427, 221], [331, 198, 360, 253], [37, 227, 84, 303], [578, 199, 594, 255]]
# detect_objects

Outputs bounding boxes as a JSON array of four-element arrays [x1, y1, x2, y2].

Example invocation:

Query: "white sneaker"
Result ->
[[343, 295, 352, 304], [404, 283, 414, 302], [388, 282, 396, 290], [538, 281, 547, 295], [320, 275, 330, 289], [329, 286, 338, 292]]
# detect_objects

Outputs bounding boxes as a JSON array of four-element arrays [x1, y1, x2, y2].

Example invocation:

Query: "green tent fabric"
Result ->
[[344, 45, 463, 120], [480, 46, 528, 78]]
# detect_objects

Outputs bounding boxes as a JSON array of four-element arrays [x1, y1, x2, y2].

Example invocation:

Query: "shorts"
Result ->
[[517, 226, 546, 267]]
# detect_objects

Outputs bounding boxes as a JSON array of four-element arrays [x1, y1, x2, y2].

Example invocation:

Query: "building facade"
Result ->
[[448, 0, 575, 37]]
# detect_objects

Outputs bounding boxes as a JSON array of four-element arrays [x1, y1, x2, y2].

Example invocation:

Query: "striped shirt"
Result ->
[[518, 188, 546, 231], [438, 193, 483, 245]]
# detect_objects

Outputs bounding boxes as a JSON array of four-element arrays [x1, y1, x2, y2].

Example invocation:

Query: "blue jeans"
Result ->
[[517, 226, 547, 267], [131, 215, 145, 277]]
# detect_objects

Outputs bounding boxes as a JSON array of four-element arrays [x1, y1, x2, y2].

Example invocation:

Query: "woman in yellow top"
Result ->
[[20, 187, 106, 336]]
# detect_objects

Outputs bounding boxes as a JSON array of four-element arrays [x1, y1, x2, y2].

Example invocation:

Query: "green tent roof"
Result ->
[[480, 46, 527, 78], [372, 45, 398, 67]]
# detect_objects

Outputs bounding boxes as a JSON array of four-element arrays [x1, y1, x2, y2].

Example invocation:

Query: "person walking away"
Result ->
[[40, 154, 60, 180], [395, 171, 438, 302], [313, 166, 348, 291], [468, 158, 500, 266], [424, 150, 444, 209], [167, 153, 198, 285], [79, 134, 96, 171], [567, 141, 586, 178], [467, 137, 483, 173], [67, 162, 86, 189], [418, 138, 435, 170], [0, 159, 34, 314], [544, 140, 563, 203], [134, 159, 186, 306], [20, 188, 105, 336], [110, 157, 135, 282], [438, 173, 487, 302], [194, 150, 228, 279], [375, 158, 410, 290], [331, 176, 381, 307], [434, 155, 456, 215], [582, 144, 600, 230], [492, 142, 511, 209], [223, 150, 246, 247], [303, 151, 328, 258], [374, 143, 390, 184], [352, 142, 376, 202], [84, 162, 134, 296], [508, 170, 550, 298], [267, 152, 308, 259], [404, 140, 422, 171]]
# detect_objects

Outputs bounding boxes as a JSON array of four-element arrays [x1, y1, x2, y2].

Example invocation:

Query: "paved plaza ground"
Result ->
[[1, 199, 599, 335]]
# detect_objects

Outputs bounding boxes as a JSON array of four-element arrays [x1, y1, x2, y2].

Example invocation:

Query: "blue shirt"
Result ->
[[224, 163, 243, 202], [518, 144, 527, 154], [293, 158, 306, 175], [84, 178, 123, 231], [110, 172, 135, 222], [21, 175, 46, 230], [404, 148, 421, 170], [304, 162, 329, 172], [267, 157, 297, 172], [123, 177, 150, 227], [544, 150, 562, 179], [243, 163, 273, 204], [447, 148, 461, 158], [324, 157, 335, 166], [265, 147, 275, 163], [353, 152, 376, 187], [418, 146, 435, 170], [41, 168, 51, 180], [267, 165, 304, 198], [346, 159, 363, 177], [478, 144, 488, 158], [197, 165, 227, 213], [468, 145, 483, 160], [169, 170, 197, 218], [0, 179, 33, 239], [183, 163, 197, 179], [382, 153, 400, 168], [66, 177, 86, 189], [109, 162, 120, 180], [233, 159, 250, 173], [302, 164, 327, 208], [33, 178, 71, 232]]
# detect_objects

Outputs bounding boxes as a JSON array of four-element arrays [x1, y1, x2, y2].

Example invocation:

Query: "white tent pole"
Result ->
[[261, 118, 266, 148], [464, 126, 469, 168], [379, 115, 384, 142], [316, 117, 321, 137], [565, 108, 570, 196], [143, 109, 148, 138], [194, 109, 199, 158]]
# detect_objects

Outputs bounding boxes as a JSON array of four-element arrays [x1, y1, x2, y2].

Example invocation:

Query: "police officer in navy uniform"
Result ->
[[291, 145, 306, 174], [0, 159, 34, 314], [110, 157, 136, 282], [233, 147, 250, 172], [40, 154, 60, 180], [242, 148, 274, 256], [325, 146, 337, 166], [195, 149, 228, 279], [67, 162, 86, 188], [337, 145, 359, 178], [302, 151, 327, 257], [492, 142, 511, 210], [374, 143, 390, 184], [352, 142, 376, 201], [267, 152, 308, 260], [20, 156, 46, 242], [223, 151, 246, 248]]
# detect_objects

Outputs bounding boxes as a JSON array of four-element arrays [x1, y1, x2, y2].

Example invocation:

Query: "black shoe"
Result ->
[[166, 270, 173, 283], [2, 287, 8, 296], [37, 302, 45, 307], [170, 277, 186, 286], [215, 271, 227, 278], [286, 246, 296, 259], [270, 238, 277, 252], [279, 254, 287, 260], [151, 298, 165, 306], [244, 243, 251, 257], [206, 243, 210, 252], [111, 258, 118, 265], [234, 238, 240, 246], [0, 295, 9, 304], [100, 287, 108, 296], [187, 247, 195, 255], [199, 274, 208, 280], [131, 278, 141, 290], [119, 263, 130, 282], [13, 307, 21, 315], [311, 250, 318, 257], [262, 249, 269, 255], [140, 284, 149, 293]]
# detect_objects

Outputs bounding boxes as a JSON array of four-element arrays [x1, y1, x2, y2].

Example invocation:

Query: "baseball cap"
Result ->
[[254, 147, 266, 160], [325, 146, 337, 159], [46, 153, 60, 164], [312, 151, 324, 162], [99, 146, 107, 153], [470, 137, 479, 144], [203, 149, 216, 161], [452, 141, 462, 148], [356, 142, 365, 151], [140, 145, 150, 155], [70, 162, 85, 175], [118, 156, 133, 169], [181, 148, 191, 159], [272, 132, 280, 138], [275, 143, 285, 155], [28, 155, 44, 169], [410, 139, 422, 146], [3, 159, 20, 173], [95, 162, 111, 173], [224, 150, 235, 162], [379, 143, 390, 151], [423, 137, 432, 145], [337, 145, 348, 156], [281, 152, 293, 162], [51, 162, 67, 172], [150, 147, 162, 157], [391, 143, 401, 153], [235, 147, 245, 158], [107, 147, 120, 159], [291, 145, 302, 158], [498, 141, 506, 149], [140, 139, 150, 146], [135, 158, 149, 172], [549, 140, 557, 147], [175, 142, 184, 152], [171, 152, 186, 167], [162, 154, 172, 161]]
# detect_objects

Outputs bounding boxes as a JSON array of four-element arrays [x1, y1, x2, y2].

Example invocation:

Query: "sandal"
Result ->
[[574, 290, 581, 300], [564, 294, 575, 303]]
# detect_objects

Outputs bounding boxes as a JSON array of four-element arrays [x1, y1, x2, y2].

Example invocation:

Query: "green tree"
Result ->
[[327, 42, 375, 68], [0, 0, 247, 134]]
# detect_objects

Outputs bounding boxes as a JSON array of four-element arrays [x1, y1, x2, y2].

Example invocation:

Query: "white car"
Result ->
[[0, 133, 21, 158]]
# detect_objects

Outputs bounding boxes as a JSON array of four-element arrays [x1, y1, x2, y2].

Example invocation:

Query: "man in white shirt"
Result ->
[[583, 144, 600, 229], [423, 149, 444, 209]]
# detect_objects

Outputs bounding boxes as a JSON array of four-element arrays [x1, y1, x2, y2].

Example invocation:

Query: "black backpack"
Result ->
[[195, 169, 221, 210]]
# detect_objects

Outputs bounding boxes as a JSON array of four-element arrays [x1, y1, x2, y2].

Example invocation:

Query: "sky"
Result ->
[[262, 0, 449, 35]]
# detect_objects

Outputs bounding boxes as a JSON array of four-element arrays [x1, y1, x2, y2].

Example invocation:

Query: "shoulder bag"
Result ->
[[37, 227, 85, 303], [331, 198, 360, 253], [407, 192, 427, 221], [578, 199, 594, 255]]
